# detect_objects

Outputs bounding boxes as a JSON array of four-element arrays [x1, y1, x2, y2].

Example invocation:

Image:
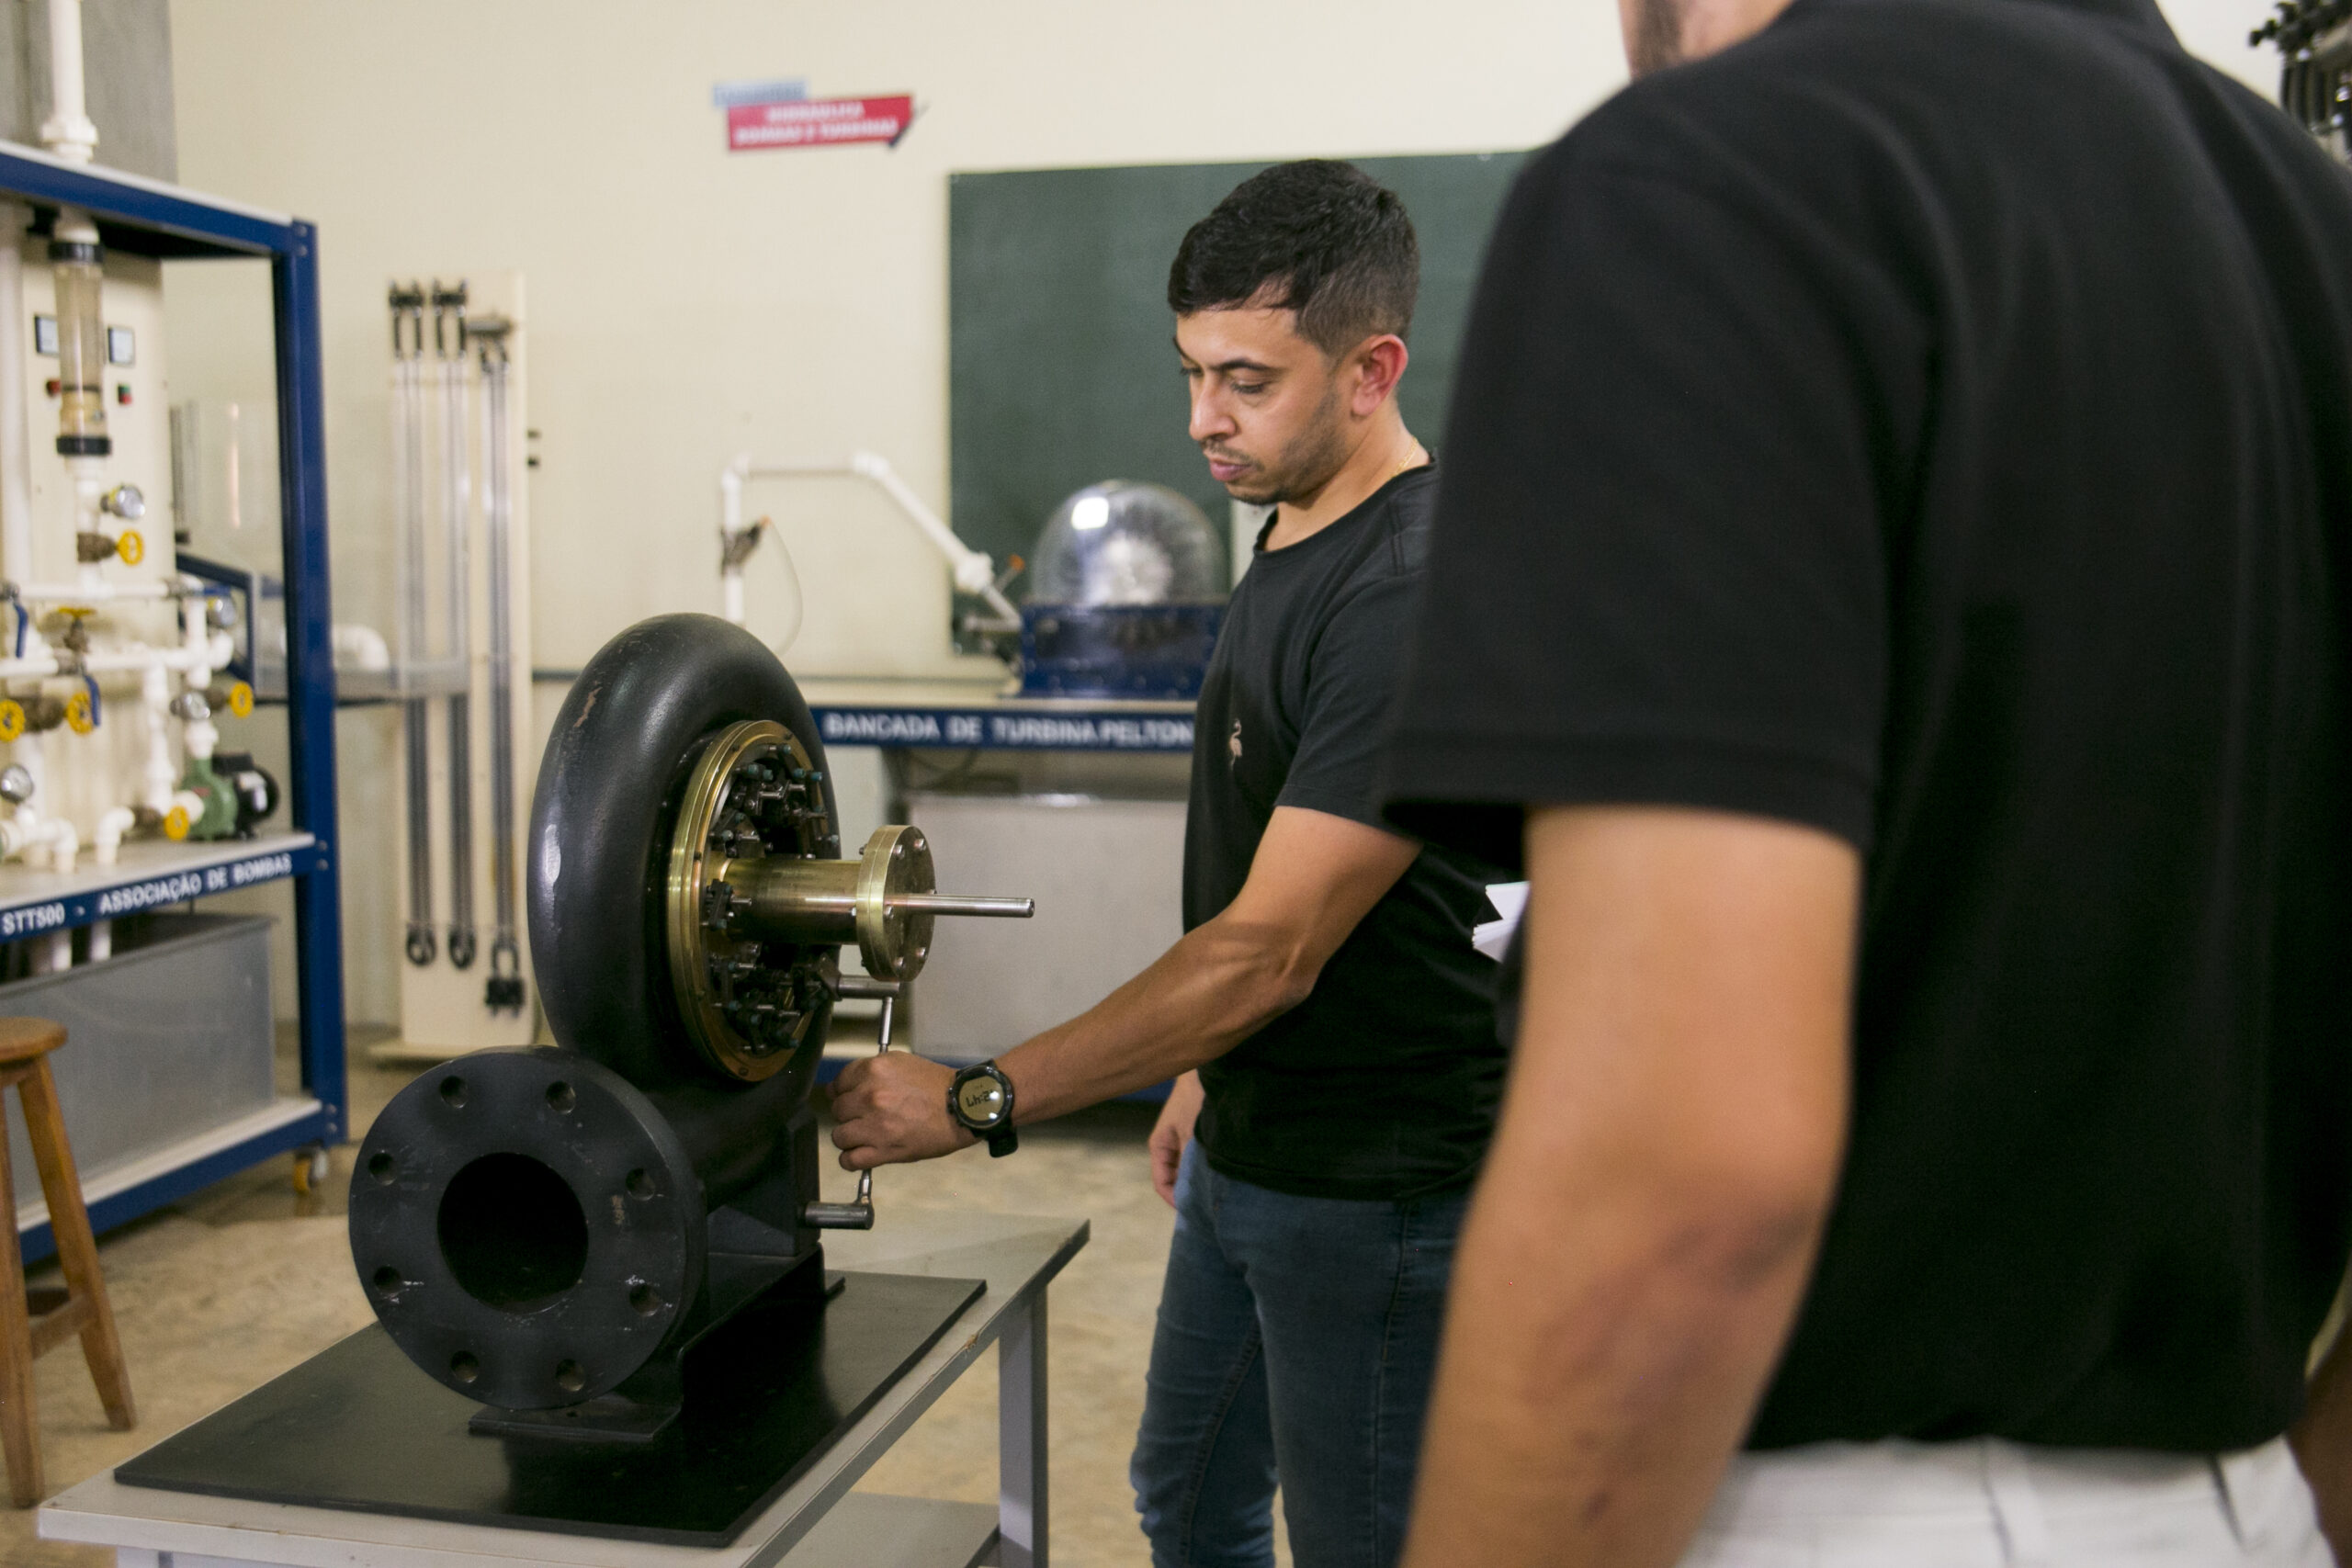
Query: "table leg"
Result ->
[[998, 1291, 1047, 1568]]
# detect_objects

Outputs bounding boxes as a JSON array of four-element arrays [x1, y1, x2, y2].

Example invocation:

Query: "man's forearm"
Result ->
[[997, 914, 1311, 1121], [2292, 1284, 2352, 1561], [1401, 806, 1856, 1568], [1400, 1145, 1828, 1568]]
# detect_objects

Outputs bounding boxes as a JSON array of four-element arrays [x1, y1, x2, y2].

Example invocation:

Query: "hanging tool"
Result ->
[[433, 281, 477, 971], [390, 283, 435, 967], [474, 319, 526, 1014]]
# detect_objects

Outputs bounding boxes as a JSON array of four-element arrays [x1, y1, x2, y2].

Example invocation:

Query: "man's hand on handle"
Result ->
[[1150, 1070, 1205, 1205], [829, 1051, 974, 1170]]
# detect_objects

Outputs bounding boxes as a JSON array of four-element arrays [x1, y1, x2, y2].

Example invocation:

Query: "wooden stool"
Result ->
[[0, 1017, 134, 1506]]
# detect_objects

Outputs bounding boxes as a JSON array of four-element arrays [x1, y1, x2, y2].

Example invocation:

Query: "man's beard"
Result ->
[[1216, 385, 1350, 508], [1626, 0, 1685, 75]]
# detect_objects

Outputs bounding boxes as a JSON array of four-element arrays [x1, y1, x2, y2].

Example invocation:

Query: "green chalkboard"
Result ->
[[947, 152, 1527, 610]]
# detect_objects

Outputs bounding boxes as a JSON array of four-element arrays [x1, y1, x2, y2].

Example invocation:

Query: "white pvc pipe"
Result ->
[[0, 203, 33, 590], [92, 805, 131, 865], [12, 580, 172, 603], [727, 451, 1023, 628], [0, 634, 234, 684], [334, 622, 391, 670], [39, 0, 96, 164], [140, 662, 173, 811], [720, 466, 747, 626]]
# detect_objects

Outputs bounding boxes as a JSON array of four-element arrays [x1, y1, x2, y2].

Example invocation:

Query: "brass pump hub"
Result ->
[[663, 719, 1033, 1083], [663, 720, 836, 1082]]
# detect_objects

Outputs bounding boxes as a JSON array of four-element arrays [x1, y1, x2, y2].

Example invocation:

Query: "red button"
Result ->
[[43, 379, 57, 398], [116, 386, 130, 405]]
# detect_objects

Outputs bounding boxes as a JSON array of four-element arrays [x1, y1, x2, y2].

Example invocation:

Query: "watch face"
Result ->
[[956, 1074, 1006, 1128]]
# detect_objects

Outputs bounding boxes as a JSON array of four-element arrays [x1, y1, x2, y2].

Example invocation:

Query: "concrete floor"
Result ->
[[0, 1034, 1241, 1568]]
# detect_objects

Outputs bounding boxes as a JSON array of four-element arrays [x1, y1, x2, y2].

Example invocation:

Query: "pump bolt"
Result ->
[[0, 765, 32, 805], [169, 691, 210, 722], [101, 483, 143, 522]]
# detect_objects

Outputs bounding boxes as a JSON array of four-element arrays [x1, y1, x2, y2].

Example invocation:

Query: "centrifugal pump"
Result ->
[[347, 614, 1029, 1435]]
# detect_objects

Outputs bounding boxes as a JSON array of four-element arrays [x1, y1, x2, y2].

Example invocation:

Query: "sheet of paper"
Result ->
[[1473, 880, 1529, 962]]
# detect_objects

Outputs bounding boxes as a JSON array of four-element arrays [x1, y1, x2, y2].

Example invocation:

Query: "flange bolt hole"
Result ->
[[449, 1351, 480, 1384], [546, 1080, 576, 1112], [625, 1168, 656, 1200], [555, 1359, 586, 1393], [371, 1265, 402, 1298], [629, 1283, 663, 1317], [367, 1152, 396, 1185], [439, 1076, 469, 1109]]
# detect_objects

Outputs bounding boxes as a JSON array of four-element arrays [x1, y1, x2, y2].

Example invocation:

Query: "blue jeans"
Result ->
[[1130, 1140, 1470, 1568]]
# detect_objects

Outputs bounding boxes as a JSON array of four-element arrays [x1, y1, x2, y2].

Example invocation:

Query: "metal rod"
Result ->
[[446, 692, 475, 967], [436, 287, 476, 970], [392, 286, 435, 967], [401, 697, 434, 965], [886, 894, 1035, 918], [481, 336, 522, 1006]]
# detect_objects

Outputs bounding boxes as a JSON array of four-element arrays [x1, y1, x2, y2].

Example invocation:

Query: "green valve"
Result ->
[[177, 756, 241, 840]]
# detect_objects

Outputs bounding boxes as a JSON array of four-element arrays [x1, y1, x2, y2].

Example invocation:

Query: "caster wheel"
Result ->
[[292, 1144, 329, 1195]]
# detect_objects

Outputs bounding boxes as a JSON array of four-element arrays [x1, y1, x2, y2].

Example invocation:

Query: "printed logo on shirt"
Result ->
[[1228, 718, 1244, 764]]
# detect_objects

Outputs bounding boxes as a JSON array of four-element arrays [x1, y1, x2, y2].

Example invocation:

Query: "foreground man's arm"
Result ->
[[830, 804, 1418, 1168], [2292, 1278, 2352, 1562], [1399, 804, 1860, 1568]]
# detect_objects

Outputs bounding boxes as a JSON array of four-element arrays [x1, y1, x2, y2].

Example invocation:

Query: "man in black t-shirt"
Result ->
[[1377, 0, 2352, 1562], [832, 162, 1503, 1568]]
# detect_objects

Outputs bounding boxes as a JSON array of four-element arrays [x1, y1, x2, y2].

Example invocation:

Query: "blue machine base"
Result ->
[[1018, 604, 1222, 700]]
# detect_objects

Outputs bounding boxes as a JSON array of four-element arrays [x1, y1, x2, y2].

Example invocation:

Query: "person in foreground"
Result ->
[[831, 161, 1503, 1568], [1376, 0, 2352, 1561]]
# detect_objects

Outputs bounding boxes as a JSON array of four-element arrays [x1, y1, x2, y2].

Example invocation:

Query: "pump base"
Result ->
[[465, 1260, 846, 1444], [115, 1268, 986, 1546]]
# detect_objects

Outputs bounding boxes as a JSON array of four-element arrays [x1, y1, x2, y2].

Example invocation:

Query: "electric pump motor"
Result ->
[[348, 615, 1030, 1427]]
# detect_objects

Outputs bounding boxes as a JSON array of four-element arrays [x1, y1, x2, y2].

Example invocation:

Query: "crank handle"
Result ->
[[805, 975, 907, 1229]]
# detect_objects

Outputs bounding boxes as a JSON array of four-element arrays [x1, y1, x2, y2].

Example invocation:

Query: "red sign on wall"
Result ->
[[727, 95, 916, 152]]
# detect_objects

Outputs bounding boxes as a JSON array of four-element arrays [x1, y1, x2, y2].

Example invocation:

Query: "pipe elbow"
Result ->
[[335, 623, 392, 671], [93, 805, 133, 865]]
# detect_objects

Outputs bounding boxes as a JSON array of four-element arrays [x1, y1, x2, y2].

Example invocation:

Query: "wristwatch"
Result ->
[[946, 1060, 1019, 1156]]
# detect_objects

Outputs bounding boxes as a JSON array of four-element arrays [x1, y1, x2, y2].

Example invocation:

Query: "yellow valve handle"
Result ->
[[0, 700, 21, 742], [116, 530, 143, 566], [225, 681, 254, 718], [162, 804, 190, 840], [62, 690, 93, 735]]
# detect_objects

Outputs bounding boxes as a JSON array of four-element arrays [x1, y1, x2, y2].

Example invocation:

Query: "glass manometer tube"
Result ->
[[50, 235, 108, 457]]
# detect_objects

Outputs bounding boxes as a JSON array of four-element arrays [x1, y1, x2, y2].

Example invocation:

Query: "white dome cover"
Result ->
[[1028, 480, 1225, 607]]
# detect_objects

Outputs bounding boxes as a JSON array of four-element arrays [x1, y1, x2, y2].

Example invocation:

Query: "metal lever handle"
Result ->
[[802, 976, 902, 1231]]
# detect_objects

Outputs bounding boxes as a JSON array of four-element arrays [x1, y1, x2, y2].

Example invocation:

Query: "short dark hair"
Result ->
[[1168, 160, 1419, 356]]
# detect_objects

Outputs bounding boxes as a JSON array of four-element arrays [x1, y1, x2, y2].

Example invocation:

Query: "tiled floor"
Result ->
[[0, 1032, 1217, 1568]]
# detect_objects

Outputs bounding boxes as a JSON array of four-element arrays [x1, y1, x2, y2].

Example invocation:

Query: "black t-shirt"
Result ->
[[1189, 465, 1504, 1201], [1384, 0, 2352, 1450]]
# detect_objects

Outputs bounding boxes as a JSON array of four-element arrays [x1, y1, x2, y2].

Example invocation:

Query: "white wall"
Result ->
[[160, 0, 2278, 1024], [162, 0, 1626, 1023]]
